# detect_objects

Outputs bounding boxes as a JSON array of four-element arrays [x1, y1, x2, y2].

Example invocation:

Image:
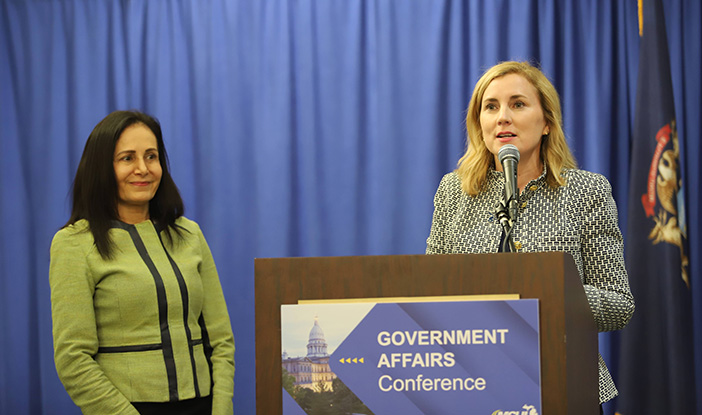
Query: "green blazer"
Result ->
[[50, 217, 235, 414]]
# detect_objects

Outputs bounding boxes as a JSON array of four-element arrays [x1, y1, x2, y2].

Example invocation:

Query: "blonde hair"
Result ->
[[456, 61, 577, 196]]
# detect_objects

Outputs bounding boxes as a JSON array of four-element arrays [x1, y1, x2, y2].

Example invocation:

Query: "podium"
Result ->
[[255, 252, 598, 414]]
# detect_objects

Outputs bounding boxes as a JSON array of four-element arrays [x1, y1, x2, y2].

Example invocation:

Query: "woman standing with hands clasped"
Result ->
[[50, 110, 235, 414], [426, 62, 634, 411]]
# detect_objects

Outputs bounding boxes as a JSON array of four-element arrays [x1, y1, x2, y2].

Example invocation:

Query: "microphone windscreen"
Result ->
[[498, 144, 520, 163]]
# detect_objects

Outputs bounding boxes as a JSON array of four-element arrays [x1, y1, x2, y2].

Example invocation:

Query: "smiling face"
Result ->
[[113, 123, 162, 222], [479, 73, 550, 171]]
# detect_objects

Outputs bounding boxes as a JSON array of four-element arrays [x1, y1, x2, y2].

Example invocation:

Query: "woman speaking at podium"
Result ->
[[425, 61, 634, 410], [49, 111, 235, 414]]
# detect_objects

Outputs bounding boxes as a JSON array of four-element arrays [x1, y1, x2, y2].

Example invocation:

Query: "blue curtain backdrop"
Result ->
[[0, 1, 699, 414]]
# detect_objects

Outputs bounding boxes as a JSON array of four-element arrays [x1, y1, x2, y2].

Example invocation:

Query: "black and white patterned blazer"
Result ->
[[426, 168, 635, 403]]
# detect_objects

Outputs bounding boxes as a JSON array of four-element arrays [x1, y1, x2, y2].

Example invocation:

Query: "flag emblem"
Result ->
[[641, 120, 688, 286]]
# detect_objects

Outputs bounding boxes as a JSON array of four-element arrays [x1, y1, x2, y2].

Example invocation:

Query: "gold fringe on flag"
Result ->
[[638, 0, 644, 36]]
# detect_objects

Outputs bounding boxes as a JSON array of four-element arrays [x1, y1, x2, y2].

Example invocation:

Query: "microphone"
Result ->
[[498, 144, 520, 224]]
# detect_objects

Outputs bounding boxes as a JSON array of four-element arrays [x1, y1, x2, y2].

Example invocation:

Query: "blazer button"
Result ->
[[514, 241, 523, 250], [529, 185, 538, 191]]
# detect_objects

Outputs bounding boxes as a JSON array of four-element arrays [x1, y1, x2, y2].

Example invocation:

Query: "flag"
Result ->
[[615, 0, 696, 414]]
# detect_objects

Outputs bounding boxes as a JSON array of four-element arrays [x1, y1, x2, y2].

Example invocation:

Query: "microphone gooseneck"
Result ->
[[497, 144, 520, 252]]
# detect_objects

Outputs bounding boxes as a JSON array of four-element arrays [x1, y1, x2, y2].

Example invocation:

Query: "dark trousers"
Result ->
[[132, 395, 212, 415]]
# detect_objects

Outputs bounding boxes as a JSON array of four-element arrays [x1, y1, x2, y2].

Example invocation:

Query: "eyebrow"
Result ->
[[482, 94, 529, 102], [114, 148, 159, 156]]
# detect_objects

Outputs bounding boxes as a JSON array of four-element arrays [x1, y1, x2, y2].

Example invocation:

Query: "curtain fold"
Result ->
[[1, 1, 700, 414]]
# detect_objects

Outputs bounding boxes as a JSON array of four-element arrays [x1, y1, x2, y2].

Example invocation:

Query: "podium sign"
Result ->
[[281, 300, 541, 415]]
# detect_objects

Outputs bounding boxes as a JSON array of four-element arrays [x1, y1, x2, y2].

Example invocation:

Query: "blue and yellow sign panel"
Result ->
[[282, 300, 541, 415]]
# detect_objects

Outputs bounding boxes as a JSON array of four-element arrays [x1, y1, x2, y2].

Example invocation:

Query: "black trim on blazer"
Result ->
[[159, 235, 201, 398], [98, 339, 202, 354], [116, 221, 180, 402], [98, 343, 162, 353]]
